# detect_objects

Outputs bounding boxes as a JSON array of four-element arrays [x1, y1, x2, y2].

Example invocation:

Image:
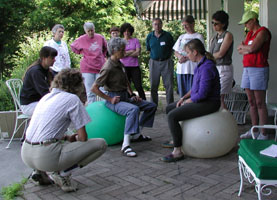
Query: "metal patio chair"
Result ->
[[238, 125, 277, 200], [5, 79, 31, 149]]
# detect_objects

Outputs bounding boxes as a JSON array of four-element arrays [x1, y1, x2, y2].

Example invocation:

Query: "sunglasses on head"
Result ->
[[212, 21, 220, 26]]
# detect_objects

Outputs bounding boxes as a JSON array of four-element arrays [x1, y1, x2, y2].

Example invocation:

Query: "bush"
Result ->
[[0, 81, 14, 111]]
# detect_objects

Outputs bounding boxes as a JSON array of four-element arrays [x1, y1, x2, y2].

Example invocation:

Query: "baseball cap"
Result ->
[[238, 11, 258, 24]]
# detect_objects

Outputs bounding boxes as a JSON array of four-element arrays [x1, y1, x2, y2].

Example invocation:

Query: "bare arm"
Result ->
[[76, 127, 88, 141], [213, 32, 233, 59], [66, 126, 87, 142], [126, 47, 141, 57], [174, 51, 188, 63], [125, 50, 135, 57], [237, 29, 269, 55]]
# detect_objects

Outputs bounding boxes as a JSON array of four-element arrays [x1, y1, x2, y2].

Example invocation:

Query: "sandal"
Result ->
[[131, 134, 152, 143], [161, 153, 184, 163], [161, 140, 174, 148], [121, 146, 137, 157]]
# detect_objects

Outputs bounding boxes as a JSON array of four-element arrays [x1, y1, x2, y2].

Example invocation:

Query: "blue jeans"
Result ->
[[105, 91, 157, 135], [82, 73, 100, 104]]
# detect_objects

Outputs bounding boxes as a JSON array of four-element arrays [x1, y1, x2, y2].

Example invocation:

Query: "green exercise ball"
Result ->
[[85, 101, 125, 146]]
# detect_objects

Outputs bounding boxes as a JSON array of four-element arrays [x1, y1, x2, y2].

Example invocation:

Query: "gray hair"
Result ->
[[107, 37, 127, 55], [52, 24, 65, 35], [83, 22, 95, 31]]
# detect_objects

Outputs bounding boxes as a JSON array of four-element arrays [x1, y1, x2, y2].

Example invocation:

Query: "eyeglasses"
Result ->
[[211, 21, 220, 26]]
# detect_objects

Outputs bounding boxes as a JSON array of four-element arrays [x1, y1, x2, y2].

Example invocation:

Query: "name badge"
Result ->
[[248, 40, 253, 45], [217, 38, 223, 43], [160, 41, 166, 46]]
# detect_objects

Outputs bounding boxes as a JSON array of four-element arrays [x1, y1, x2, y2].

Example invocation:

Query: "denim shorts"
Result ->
[[241, 67, 269, 90]]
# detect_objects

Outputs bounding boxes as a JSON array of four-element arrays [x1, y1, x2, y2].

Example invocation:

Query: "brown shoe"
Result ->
[[31, 170, 53, 185]]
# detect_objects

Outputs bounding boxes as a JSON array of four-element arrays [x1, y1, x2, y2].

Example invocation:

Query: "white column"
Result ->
[[260, 0, 277, 103], [206, 0, 222, 49], [223, 0, 244, 86]]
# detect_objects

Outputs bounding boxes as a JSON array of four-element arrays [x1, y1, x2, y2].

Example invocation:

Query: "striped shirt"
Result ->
[[25, 88, 91, 142]]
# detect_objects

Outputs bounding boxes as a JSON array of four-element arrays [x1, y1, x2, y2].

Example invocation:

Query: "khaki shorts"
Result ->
[[216, 65, 233, 94]]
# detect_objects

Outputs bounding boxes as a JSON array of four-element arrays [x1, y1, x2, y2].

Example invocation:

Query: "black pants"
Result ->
[[125, 67, 146, 100], [166, 100, 220, 147]]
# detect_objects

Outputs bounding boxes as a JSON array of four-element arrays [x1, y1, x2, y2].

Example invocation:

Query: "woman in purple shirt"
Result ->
[[161, 39, 221, 162], [120, 23, 146, 100]]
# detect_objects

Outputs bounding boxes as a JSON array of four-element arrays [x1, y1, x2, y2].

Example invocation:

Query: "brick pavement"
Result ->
[[21, 93, 277, 200]]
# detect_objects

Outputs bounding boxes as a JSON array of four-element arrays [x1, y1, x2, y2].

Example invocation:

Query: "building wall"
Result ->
[[260, 0, 277, 103], [223, 0, 244, 86]]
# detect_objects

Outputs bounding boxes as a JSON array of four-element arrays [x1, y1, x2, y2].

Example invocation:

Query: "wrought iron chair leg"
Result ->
[[6, 116, 19, 149], [238, 160, 244, 197]]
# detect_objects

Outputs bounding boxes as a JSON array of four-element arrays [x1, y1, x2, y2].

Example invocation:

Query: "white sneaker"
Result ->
[[49, 172, 77, 192], [257, 133, 269, 140], [240, 130, 259, 139]]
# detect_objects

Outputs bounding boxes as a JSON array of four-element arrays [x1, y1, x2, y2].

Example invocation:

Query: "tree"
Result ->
[[0, 0, 135, 77], [245, 0, 259, 13], [0, 0, 34, 78], [25, 0, 136, 39]]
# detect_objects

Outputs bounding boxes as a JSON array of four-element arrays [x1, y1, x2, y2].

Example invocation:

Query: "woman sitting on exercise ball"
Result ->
[[161, 39, 221, 162]]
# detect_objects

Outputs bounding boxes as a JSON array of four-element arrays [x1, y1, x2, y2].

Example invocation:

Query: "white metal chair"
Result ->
[[238, 125, 277, 200], [5, 79, 31, 149]]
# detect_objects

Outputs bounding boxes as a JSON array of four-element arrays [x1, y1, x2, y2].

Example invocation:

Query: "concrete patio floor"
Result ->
[[1, 92, 277, 200]]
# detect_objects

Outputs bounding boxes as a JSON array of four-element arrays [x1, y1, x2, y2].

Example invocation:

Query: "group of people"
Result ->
[[19, 21, 157, 192], [161, 10, 271, 161], [19, 9, 271, 192]]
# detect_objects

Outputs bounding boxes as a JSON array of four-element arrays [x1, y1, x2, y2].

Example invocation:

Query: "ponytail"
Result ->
[[204, 51, 216, 63]]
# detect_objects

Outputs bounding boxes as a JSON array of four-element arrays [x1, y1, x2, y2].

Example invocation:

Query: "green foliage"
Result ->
[[245, 0, 259, 13], [0, 0, 35, 78], [0, 81, 14, 111], [1, 178, 28, 200], [25, 0, 136, 39], [0, 0, 135, 77], [132, 18, 152, 90]]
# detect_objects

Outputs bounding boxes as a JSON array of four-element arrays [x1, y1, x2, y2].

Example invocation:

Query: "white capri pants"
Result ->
[[216, 64, 233, 94]]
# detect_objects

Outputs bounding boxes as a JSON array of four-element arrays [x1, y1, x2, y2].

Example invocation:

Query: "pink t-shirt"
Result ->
[[120, 38, 140, 67], [71, 34, 107, 73]]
